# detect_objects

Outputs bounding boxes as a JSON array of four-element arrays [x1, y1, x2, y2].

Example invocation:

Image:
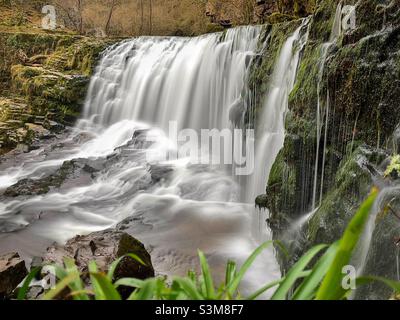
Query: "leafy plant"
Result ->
[[384, 154, 400, 178], [18, 188, 400, 300]]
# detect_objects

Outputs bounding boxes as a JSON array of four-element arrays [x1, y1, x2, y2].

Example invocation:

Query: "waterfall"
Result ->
[[0, 22, 313, 296], [81, 26, 261, 132], [246, 19, 310, 203], [311, 3, 344, 210]]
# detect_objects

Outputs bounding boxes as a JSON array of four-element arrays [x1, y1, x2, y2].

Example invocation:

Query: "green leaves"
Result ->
[[62, 258, 90, 300], [89, 272, 121, 300], [107, 253, 146, 280], [225, 260, 237, 288], [17, 188, 400, 301], [198, 250, 216, 299], [43, 273, 81, 300], [17, 266, 41, 300], [88, 261, 106, 300], [226, 241, 273, 297], [292, 242, 339, 300], [272, 244, 328, 300], [316, 188, 379, 300], [171, 278, 204, 300]]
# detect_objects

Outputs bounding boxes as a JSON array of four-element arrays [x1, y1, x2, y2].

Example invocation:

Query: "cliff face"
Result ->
[[254, 0, 400, 299]]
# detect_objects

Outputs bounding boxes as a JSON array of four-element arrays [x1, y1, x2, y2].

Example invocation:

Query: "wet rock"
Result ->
[[0, 252, 28, 299], [44, 231, 154, 297], [25, 285, 44, 300], [16, 143, 29, 153], [3, 158, 101, 197], [43, 120, 64, 133], [3, 178, 48, 197], [25, 123, 50, 138], [149, 164, 174, 183], [72, 132, 96, 144], [30, 257, 43, 280], [255, 194, 269, 209]]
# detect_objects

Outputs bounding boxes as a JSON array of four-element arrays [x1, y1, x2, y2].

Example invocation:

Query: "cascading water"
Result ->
[[0, 22, 311, 296], [311, 3, 344, 210], [283, 4, 345, 251], [246, 20, 310, 246], [82, 26, 261, 132], [246, 19, 310, 203]]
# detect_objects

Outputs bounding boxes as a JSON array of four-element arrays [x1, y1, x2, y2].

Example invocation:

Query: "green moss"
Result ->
[[324, 27, 400, 146], [11, 65, 89, 122], [204, 23, 225, 34], [277, 0, 316, 16], [267, 13, 297, 24], [289, 42, 321, 116], [0, 98, 11, 121], [7, 36, 113, 119], [294, 0, 316, 16], [5, 33, 59, 53], [308, 0, 340, 42], [307, 146, 385, 245], [384, 154, 400, 178], [45, 38, 112, 75]]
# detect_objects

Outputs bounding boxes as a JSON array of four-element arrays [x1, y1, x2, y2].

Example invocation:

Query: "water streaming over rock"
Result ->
[[246, 19, 310, 203], [349, 183, 400, 298], [0, 26, 312, 295], [82, 27, 261, 132], [311, 3, 344, 210]]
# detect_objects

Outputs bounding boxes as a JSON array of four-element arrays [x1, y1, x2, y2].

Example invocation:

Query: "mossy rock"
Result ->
[[1, 29, 114, 124], [205, 23, 225, 34], [264, 1, 400, 285], [324, 26, 400, 146], [267, 13, 297, 24], [277, 0, 316, 16], [307, 146, 387, 246], [10, 65, 89, 123], [45, 38, 113, 76]]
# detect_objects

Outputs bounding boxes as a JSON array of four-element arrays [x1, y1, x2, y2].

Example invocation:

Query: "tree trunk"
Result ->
[[77, 0, 83, 34], [139, 0, 144, 34], [148, 0, 152, 35], [105, 0, 117, 35]]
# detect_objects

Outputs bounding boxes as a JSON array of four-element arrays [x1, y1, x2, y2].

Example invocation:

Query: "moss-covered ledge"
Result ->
[[0, 28, 119, 153]]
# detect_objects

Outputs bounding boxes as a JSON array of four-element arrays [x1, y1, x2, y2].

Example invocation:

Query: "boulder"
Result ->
[[44, 231, 154, 297], [0, 252, 28, 299]]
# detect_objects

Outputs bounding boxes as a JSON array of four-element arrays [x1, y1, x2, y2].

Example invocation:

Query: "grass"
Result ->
[[18, 188, 400, 300]]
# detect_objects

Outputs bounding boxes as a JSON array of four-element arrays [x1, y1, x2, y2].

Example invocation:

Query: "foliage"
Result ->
[[17, 188, 400, 300], [384, 154, 400, 178]]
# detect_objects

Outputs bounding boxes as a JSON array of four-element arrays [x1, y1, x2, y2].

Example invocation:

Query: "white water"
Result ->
[[0, 24, 311, 295], [82, 27, 261, 132], [246, 19, 310, 202], [354, 186, 400, 277], [311, 3, 343, 210]]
